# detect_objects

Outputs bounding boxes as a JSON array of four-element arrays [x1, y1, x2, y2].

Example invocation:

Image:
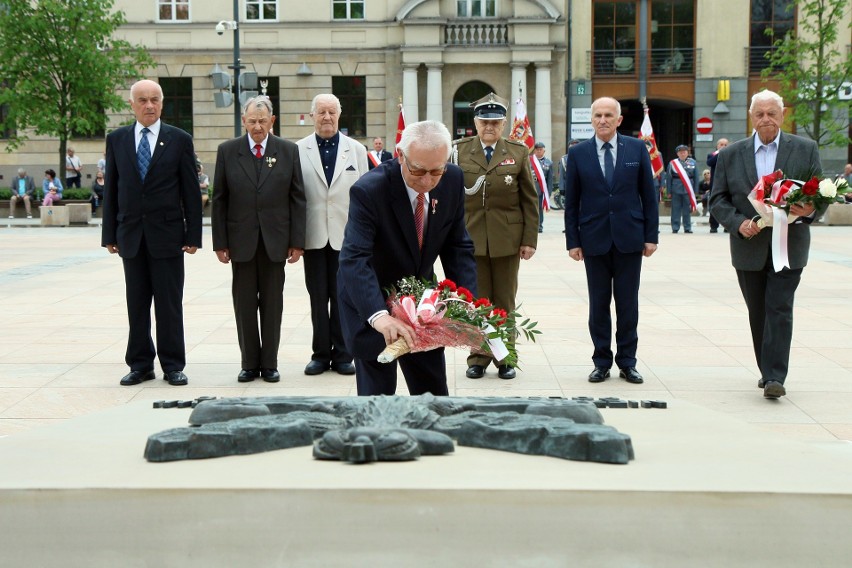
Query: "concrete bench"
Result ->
[[824, 203, 852, 226], [40, 205, 69, 226]]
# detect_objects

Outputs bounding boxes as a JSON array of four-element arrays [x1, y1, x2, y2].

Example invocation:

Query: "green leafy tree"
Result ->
[[762, 0, 852, 148], [0, 0, 154, 175]]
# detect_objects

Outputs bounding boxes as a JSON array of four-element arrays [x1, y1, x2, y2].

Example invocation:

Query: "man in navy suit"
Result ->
[[366, 137, 393, 170], [563, 97, 659, 385], [338, 120, 477, 396], [101, 79, 202, 387]]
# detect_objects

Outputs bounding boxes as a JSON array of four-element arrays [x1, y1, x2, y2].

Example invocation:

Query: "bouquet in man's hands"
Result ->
[[748, 169, 850, 228], [377, 276, 540, 367]]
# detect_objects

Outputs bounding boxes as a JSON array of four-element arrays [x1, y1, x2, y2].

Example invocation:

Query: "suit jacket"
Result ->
[[563, 134, 658, 256], [367, 149, 393, 169], [101, 122, 202, 258], [338, 160, 477, 360], [10, 175, 35, 197], [709, 132, 822, 271], [297, 132, 369, 250], [211, 135, 307, 263], [454, 136, 539, 257]]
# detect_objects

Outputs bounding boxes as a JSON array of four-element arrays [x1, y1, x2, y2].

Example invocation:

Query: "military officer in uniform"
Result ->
[[452, 93, 539, 380], [665, 144, 699, 233]]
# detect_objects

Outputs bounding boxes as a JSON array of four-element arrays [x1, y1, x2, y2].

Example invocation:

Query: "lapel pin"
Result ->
[[431, 199, 438, 214]]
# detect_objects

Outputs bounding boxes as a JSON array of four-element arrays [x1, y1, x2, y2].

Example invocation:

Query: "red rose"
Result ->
[[801, 177, 819, 196], [437, 279, 457, 292], [456, 287, 473, 302], [762, 173, 778, 188]]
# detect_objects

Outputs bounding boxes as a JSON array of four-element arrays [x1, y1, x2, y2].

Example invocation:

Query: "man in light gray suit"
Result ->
[[212, 96, 307, 383], [710, 89, 822, 400], [297, 93, 369, 377]]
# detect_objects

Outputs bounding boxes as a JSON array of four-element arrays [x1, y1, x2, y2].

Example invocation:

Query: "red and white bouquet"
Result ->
[[377, 277, 540, 367], [748, 169, 850, 229]]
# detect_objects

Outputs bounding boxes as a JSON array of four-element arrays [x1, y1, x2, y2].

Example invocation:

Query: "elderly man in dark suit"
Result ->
[[563, 96, 659, 385], [710, 89, 821, 399], [212, 96, 307, 383], [101, 79, 202, 387], [338, 120, 477, 396], [367, 137, 393, 170]]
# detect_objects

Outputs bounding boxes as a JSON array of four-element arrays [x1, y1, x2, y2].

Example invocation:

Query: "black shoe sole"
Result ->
[[763, 382, 786, 398]]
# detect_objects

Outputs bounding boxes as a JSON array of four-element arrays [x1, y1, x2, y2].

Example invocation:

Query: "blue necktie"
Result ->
[[603, 141, 614, 186], [137, 127, 151, 180], [485, 146, 493, 164]]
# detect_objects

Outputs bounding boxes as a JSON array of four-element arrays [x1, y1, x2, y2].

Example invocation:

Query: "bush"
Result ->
[[62, 188, 92, 200], [0, 189, 11, 200]]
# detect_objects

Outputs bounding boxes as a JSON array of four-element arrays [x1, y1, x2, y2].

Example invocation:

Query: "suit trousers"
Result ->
[[232, 236, 285, 370], [736, 258, 802, 384], [467, 254, 520, 367], [304, 243, 351, 365], [584, 247, 643, 370], [670, 193, 692, 232], [355, 349, 449, 396], [122, 237, 186, 372]]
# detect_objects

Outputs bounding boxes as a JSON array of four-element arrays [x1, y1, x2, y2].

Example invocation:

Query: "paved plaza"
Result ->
[[1, 212, 851, 446]]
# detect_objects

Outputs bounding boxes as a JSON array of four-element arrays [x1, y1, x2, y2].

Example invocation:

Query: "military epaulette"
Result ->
[[453, 136, 476, 146], [504, 138, 530, 150]]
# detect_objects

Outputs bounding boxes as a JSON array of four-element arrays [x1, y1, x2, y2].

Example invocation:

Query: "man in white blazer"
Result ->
[[297, 93, 369, 376]]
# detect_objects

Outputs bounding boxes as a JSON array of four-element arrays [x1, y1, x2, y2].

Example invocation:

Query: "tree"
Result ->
[[0, 0, 154, 175], [762, 0, 852, 148]]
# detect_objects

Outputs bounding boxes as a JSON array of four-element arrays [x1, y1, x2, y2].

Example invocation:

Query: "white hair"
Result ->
[[242, 95, 274, 116], [310, 93, 342, 115], [591, 96, 622, 117], [750, 89, 784, 112], [396, 121, 452, 159]]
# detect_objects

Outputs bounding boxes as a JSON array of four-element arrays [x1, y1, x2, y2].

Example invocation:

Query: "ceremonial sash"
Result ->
[[671, 159, 697, 211], [530, 154, 550, 210], [367, 152, 381, 168]]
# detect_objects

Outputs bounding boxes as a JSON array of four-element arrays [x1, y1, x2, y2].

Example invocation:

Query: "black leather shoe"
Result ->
[[588, 367, 610, 383], [238, 369, 260, 383], [757, 378, 767, 389], [465, 365, 485, 379], [120, 369, 156, 386], [685, 230, 693, 233], [619, 367, 644, 384], [261, 368, 280, 383], [332, 362, 356, 375], [304, 360, 330, 376], [763, 380, 786, 399], [164, 370, 188, 386], [497, 365, 516, 380]]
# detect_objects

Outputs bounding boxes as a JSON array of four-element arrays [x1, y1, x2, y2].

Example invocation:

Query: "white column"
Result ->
[[510, 63, 527, 118], [402, 65, 420, 124], [426, 64, 443, 123], [534, 62, 552, 151]]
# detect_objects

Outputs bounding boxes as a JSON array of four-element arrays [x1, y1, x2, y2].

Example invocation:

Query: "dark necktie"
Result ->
[[603, 141, 614, 186], [485, 146, 493, 164], [414, 193, 425, 250], [254, 144, 263, 158], [137, 127, 151, 180]]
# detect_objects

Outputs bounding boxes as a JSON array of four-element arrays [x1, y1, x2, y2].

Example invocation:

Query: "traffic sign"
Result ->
[[696, 117, 713, 134]]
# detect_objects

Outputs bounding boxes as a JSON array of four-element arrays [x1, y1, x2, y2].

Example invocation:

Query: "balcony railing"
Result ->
[[444, 21, 508, 46], [589, 48, 700, 78], [746, 46, 779, 75]]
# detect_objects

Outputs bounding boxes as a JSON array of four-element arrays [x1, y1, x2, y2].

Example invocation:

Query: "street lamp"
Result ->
[[215, 0, 242, 137]]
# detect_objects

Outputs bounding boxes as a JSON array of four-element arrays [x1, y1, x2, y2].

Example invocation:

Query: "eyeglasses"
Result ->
[[401, 153, 446, 177]]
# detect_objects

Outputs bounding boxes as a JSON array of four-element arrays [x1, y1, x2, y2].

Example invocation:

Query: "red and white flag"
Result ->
[[393, 105, 405, 158], [639, 106, 664, 178], [510, 97, 550, 210]]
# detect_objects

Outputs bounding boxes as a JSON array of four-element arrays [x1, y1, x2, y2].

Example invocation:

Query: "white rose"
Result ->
[[818, 179, 837, 198]]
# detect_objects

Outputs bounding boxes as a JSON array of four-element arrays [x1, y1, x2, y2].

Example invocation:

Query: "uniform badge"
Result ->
[[498, 158, 516, 166], [504, 175, 513, 185]]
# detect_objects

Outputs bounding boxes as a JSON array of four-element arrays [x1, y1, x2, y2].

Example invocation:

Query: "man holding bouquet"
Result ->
[[338, 120, 476, 396], [710, 89, 822, 399]]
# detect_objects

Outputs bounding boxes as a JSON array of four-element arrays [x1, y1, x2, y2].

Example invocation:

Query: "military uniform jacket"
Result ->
[[453, 136, 538, 257], [666, 157, 699, 196]]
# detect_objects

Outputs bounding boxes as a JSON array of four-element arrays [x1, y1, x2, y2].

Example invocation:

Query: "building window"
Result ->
[[593, 1, 637, 74], [333, 0, 364, 20], [246, 0, 277, 21], [650, 0, 695, 74], [160, 77, 193, 135], [749, 0, 796, 74], [257, 77, 280, 136], [457, 0, 496, 18], [157, 0, 190, 22], [332, 76, 366, 139]]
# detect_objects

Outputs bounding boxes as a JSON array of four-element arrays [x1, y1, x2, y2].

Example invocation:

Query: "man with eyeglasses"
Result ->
[[452, 92, 539, 381], [338, 120, 476, 396]]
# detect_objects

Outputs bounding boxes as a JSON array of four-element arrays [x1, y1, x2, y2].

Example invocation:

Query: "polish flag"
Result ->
[[640, 106, 665, 177], [393, 105, 405, 158]]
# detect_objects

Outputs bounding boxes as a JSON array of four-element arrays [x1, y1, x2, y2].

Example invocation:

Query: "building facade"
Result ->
[[1, 0, 849, 182]]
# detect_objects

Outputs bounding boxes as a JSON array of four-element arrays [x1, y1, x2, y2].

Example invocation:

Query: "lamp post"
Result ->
[[229, 0, 241, 137]]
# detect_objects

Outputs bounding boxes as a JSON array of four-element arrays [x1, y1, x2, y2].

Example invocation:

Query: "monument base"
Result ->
[[1, 399, 851, 567]]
